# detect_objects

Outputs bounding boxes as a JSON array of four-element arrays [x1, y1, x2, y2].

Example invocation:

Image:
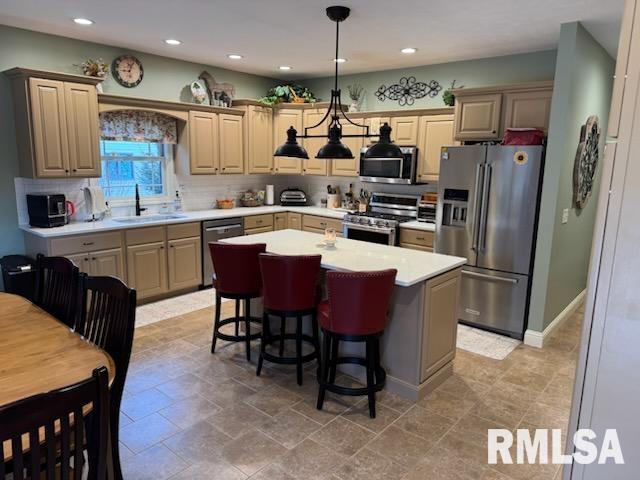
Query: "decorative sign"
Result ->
[[375, 77, 442, 106], [573, 115, 600, 209], [513, 150, 529, 165]]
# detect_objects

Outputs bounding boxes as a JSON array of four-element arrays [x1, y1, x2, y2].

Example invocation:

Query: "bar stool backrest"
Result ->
[[209, 242, 267, 295], [324, 269, 397, 335], [259, 253, 322, 312]]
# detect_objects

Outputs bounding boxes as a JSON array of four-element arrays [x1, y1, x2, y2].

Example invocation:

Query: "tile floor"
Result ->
[[120, 300, 583, 480]]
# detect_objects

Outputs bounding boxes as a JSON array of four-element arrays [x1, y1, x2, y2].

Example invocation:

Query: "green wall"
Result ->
[[528, 22, 615, 333], [300, 50, 558, 111], [0, 24, 278, 263]]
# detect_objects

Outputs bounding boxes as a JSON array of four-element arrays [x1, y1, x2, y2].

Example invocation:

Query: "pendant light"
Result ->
[[273, 6, 403, 161]]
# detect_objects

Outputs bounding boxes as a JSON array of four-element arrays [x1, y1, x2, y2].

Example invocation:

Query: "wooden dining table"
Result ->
[[0, 292, 115, 462]]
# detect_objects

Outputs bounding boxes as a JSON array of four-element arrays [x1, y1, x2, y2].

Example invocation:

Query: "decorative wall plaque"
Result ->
[[573, 115, 600, 209], [375, 77, 442, 106]]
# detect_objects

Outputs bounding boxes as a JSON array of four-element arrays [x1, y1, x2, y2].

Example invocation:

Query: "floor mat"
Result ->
[[136, 288, 224, 327], [456, 323, 521, 360]]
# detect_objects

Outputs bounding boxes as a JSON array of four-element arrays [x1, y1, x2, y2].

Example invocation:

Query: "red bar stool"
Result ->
[[208, 242, 266, 361], [316, 269, 397, 418], [257, 253, 322, 385]]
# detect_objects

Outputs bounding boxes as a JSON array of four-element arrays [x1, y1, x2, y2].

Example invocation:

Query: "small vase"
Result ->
[[348, 102, 359, 113], [96, 82, 104, 93]]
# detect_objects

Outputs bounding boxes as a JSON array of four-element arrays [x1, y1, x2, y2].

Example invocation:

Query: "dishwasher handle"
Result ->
[[205, 224, 243, 234]]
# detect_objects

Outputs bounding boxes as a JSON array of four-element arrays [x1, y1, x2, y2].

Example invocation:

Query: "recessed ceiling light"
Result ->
[[227, 54, 243, 60], [73, 18, 94, 25], [279, 65, 292, 71], [164, 39, 182, 46], [334, 58, 347, 63], [401, 47, 417, 54]]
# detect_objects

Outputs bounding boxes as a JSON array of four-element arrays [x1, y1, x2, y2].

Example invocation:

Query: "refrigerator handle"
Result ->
[[462, 269, 518, 284], [471, 163, 483, 251], [479, 163, 492, 251]]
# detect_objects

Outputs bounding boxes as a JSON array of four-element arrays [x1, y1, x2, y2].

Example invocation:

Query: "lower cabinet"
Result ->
[[245, 214, 274, 235], [399, 229, 434, 252], [287, 212, 302, 230], [89, 248, 125, 277], [167, 236, 202, 291], [274, 212, 287, 231], [126, 241, 169, 300], [245, 225, 274, 235], [302, 215, 343, 236]]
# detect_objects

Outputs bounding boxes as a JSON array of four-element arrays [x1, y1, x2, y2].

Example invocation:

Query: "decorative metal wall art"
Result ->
[[375, 77, 442, 106], [573, 115, 600, 209]]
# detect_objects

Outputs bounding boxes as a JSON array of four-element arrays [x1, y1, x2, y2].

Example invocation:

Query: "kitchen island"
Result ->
[[223, 229, 466, 401]]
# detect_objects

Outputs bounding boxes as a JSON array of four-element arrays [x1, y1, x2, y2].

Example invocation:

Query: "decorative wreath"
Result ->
[[375, 77, 442, 106], [573, 115, 600, 209]]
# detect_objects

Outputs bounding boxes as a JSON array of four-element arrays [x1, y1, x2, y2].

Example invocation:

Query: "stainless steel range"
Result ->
[[342, 192, 420, 245]]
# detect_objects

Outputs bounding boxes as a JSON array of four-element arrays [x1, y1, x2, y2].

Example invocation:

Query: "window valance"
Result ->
[[99, 110, 178, 144]]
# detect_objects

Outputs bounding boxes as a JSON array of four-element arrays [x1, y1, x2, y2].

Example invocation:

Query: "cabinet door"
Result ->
[[503, 90, 553, 132], [66, 253, 90, 274], [219, 113, 244, 174], [390, 116, 419, 145], [89, 247, 125, 280], [366, 116, 391, 135], [167, 236, 202, 291], [247, 106, 273, 173], [301, 109, 328, 175], [273, 109, 303, 174], [274, 212, 287, 231], [126, 241, 168, 299], [245, 225, 274, 235], [189, 111, 219, 174], [64, 82, 101, 177], [287, 212, 302, 230], [454, 93, 502, 140], [29, 78, 70, 177], [416, 115, 454, 182], [330, 118, 364, 177]]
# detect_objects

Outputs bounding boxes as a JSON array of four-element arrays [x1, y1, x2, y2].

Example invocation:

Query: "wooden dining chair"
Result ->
[[77, 275, 136, 480], [34, 254, 81, 330], [0, 366, 109, 480]]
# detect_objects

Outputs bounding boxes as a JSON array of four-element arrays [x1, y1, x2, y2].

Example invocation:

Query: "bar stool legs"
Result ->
[[316, 330, 386, 418], [211, 292, 261, 361]]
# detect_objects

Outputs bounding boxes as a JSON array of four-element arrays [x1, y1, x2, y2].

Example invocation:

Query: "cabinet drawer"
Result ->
[[51, 231, 122, 256], [400, 242, 434, 253], [126, 226, 166, 246], [167, 222, 200, 240], [288, 212, 302, 230], [399, 229, 434, 247], [302, 215, 342, 232], [245, 225, 273, 235], [244, 214, 273, 230]]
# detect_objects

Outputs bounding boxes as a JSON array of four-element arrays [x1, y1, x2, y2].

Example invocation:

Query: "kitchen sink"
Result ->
[[112, 214, 188, 224]]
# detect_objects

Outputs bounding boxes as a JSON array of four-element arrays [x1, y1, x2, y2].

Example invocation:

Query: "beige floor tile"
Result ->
[[121, 443, 188, 480], [199, 378, 257, 408], [500, 369, 552, 392], [155, 372, 219, 401], [273, 439, 346, 479], [470, 394, 529, 429], [158, 393, 221, 429], [394, 405, 456, 443], [121, 388, 175, 421], [207, 402, 272, 439], [169, 460, 247, 480], [521, 402, 570, 430], [367, 425, 431, 468], [418, 388, 476, 421], [310, 417, 376, 456], [249, 464, 296, 480], [340, 400, 402, 433], [291, 393, 352, 425], [437, 373, 491, 400], [404, 444, 486, 480], [257, 408, 322, 448], [221, 430, 286, 476], [333, 448, 407, 480], [376, 390, 416, 414], [245, 384, 303, 416], [162, 420, 232, 463], [119, 412, 181, 453]]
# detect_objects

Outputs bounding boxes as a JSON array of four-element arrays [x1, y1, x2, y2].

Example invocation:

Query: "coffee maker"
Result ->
[[26, 194, 67, 228]]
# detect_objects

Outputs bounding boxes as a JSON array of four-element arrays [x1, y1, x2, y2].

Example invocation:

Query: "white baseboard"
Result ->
[[524, 289, 586, 348]]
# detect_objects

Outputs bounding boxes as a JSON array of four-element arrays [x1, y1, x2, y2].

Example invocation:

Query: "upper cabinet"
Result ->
[[219, 113, 244, 174], [390, 116, 420, 145], [452, 81, 554, 142], [330, 117, 364, 177], [273, 108, 303, 174], [188, 111, 219, 174], [454, 93, 502, 140], [416, 114, 455, 183], [5, 69, 102, 178], [245, 105, 273, 174], [302, 109, 328, 176]]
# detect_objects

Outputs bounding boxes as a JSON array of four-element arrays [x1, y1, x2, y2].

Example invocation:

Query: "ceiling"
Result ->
[[0, 0, 624, 79]]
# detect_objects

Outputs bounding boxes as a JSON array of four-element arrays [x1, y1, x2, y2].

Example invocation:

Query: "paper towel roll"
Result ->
[[266, 185, 275, 205]]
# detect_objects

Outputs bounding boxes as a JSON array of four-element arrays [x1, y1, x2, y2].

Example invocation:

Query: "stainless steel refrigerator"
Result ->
[[435, 145, 544, 339]]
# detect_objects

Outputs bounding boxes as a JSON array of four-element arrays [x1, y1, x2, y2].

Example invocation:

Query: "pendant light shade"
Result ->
[[274, 126, 309, 159], [316, 124, 354, 159], [364, 122, 404, 159]]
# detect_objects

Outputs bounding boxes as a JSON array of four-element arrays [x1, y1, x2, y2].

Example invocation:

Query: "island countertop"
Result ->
[[222, 229, 465, 287]]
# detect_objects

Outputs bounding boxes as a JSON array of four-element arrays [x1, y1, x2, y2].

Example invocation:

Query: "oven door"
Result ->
[[343, 222, 396, 245]]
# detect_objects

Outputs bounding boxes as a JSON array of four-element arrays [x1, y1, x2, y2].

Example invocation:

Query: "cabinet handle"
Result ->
[[65, 169, 69, 173], [416, 237, 425, 241], [160, 246, 164, 249], [169, 245, 174, 248], [222, 167, 226, 171], [84, 258, 89, 262], [92, 257, 96, 260], [82, 242, 94, 246], [492, 130, 496, 134]]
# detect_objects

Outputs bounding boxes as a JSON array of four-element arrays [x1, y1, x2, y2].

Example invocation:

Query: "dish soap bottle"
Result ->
[[173, 190, 183, 212]]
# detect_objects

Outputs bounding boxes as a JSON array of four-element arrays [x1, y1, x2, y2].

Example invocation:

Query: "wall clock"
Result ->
[[112, 55, 144, 88], [573, 115, 600, 209]]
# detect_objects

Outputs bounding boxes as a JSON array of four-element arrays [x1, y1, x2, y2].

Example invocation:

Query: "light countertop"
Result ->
[[20, 205, 436, 238], [222, 229, 465, 287]]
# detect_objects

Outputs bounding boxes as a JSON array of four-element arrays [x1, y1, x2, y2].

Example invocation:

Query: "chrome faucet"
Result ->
[[135, 184, 147, 216]]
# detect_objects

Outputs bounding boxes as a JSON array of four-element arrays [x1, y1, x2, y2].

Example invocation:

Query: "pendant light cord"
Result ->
[[333, 19, 339, 120]]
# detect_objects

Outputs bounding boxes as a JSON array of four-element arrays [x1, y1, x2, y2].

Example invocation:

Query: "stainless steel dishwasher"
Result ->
[[202, 218, 244, 286]]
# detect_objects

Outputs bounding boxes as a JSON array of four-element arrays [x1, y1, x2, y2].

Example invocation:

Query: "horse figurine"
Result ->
[[198, 71, 236, 106]]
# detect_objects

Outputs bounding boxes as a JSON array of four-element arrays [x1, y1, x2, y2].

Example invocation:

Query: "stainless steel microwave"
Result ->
[[359, 146, 418, 184]]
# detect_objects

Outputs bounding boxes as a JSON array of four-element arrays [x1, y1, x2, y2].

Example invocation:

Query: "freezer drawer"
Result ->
[[458, 267, 529, 339]]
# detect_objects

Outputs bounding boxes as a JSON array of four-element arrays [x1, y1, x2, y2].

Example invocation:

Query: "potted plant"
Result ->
[[347, 83, 364, 112], [443, 80, 463, 107], [76, 58, 109, 92], [260, 83, 316, 105]]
